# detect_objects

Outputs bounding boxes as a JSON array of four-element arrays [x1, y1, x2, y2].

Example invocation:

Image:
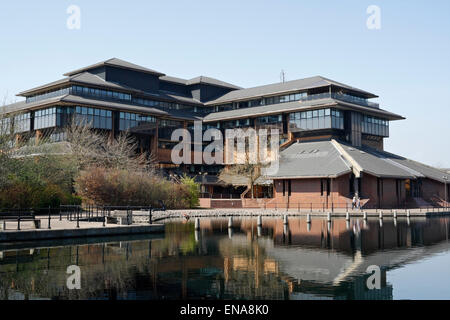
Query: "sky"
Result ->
[[0, 0, 449, 167]]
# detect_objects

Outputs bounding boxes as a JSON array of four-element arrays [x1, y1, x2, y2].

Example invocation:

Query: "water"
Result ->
[[0, 216, 449, 300]]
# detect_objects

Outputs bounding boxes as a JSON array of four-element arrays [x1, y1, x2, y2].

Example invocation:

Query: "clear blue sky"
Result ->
[[1, 0, 449, 167]]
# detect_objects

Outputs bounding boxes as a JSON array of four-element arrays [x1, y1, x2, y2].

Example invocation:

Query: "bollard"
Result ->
[[48, 206, 52, 229], [257, 215, 262, 227], [407, 210, 411, 218], [59, 207, 62, 221], [103, 209, 106, 227], [393, 210, 397, 219], [306, 213, 311, 224], [76, 208, 80, 228], [379, 210, 383, 220], [346, 212, 350, 221], [394, 217, 398, 227], [407, 216, 411, 226], [228, 217, 233, 228], [327, 221, 331, 232], [283, 215, 288, 225], [195, 218, 200, 230], [17, 214, 21, 231], [148, 207, 153, 224], [327, 212, 331, 222], [194, 229, 200, 242], [307, 223, 311, 232], [363, 211, 367, 220], [379, 219, 383, 228]]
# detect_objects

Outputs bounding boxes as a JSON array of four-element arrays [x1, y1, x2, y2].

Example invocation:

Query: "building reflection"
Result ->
[[0, 217, 449, 300]]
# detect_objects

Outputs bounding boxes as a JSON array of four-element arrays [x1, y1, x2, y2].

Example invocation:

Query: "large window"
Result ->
[[119, 112, 156, 131], [74, 106, 112, 130], [221, 118, 252, 129], [158, 120, 183, 140], [72, 85, 131, 102], [212, 92, 308, 112], [34, 107, 57, 129], [0, 117, 11, 135], [14, 113, 31, 133], [362, 115, 389, 137], [26, 87, 71, 103], [257, 114, 282, 124], [289, 108, 344, 131]]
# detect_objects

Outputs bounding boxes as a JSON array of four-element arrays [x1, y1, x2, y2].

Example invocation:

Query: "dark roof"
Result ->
[[367, 148, 450, 183], [18, 72, 203, 107], [268, 140, 352, 179], [206, 76, 378, 105], [203, 98, 404, 122], [2, 96, 63, 114], [18, 72, 126, 96], [186, 76, 242, 90], [17, 78, 71, 96], [337, 142, 416, 179], [159, 75, 189, 85], [160, 75, 242, 90], [63, 58, 165, 77], [1, 95, 202, 121], [0, 100, 27, 114], [267, 140, 447, 181]]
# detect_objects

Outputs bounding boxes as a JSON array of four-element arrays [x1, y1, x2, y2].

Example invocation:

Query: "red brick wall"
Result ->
[[361, 175, 405, 208], [210, 199, 242, 208], [422, 178, 446, 202], [272, 174, 352, 209]]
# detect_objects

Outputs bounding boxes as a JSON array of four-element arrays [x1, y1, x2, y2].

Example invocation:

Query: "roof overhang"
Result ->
[[203, 99, 404, 122]]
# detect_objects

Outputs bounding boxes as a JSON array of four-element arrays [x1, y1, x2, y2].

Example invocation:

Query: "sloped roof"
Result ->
[[203, 98, 404, 122], [63, 58, 165, 77], [18, 72, 128, 96], [186, 76, 242, 90], [206, 76, 378, 105], [267, 140, 448, 182], [160, 75, 242, 90], [268, 140, 352, 179], [1, 95, 202, 121], [368, 148, 450, 183], [337, 142, 416, 179], [159, 75, 189, 85]]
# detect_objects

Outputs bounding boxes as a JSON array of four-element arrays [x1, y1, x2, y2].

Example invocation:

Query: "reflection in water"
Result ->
[[0, 217, 449, 300]]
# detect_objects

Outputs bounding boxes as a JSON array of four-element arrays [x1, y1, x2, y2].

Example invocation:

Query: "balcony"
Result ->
[[300, 92, 379, 108]]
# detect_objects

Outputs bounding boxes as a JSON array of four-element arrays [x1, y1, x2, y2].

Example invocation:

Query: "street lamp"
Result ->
[[444, 176, 448, 209]]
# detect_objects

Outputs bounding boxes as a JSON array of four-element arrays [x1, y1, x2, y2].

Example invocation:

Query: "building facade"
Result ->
[[2, 58, 448, 208]]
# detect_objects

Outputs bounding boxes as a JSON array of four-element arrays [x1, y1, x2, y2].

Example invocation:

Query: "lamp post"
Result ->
[[444, 176, 448, 209]]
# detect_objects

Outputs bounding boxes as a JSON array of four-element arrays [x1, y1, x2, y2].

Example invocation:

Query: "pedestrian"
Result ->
[[352, 195, 357, 210]]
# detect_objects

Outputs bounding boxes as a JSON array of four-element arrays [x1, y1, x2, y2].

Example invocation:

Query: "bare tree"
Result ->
[[65, 118, 155, 173], [219, 153, 262, 199]]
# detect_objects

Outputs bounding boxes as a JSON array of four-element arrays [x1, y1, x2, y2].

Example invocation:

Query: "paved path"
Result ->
[[0, 217, 164, 242]]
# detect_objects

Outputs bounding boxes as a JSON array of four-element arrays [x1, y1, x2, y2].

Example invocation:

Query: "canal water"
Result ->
[[0, 216, 449, 300]]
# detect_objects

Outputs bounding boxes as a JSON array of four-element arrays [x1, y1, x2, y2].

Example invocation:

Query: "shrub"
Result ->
[[0, 182, 75, 209], [74, 167, 197, 209], [180, 175, 200, 208]]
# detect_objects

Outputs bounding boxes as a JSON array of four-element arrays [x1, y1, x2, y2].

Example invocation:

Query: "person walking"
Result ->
[[352, 195, 357, 210]]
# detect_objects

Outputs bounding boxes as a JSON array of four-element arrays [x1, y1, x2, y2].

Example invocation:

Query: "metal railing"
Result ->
[[243, 201, 450, 212], [0, 201, 167, 231]]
